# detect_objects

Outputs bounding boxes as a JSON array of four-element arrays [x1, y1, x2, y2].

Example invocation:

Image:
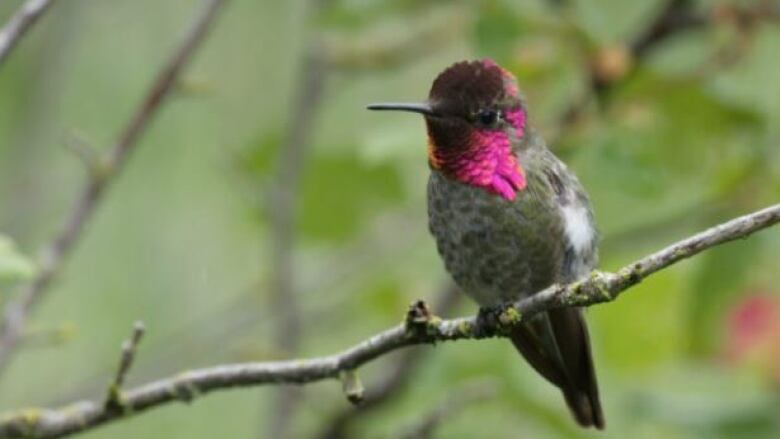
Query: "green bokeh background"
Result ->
[[1, 0, 780, 437]]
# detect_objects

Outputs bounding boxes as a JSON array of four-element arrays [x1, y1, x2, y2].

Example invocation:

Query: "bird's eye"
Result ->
[[477, 109, 499, 126]]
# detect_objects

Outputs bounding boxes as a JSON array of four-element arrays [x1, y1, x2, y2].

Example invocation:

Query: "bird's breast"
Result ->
[[427, 169, 561, 306], [426, 147, 597, 306]]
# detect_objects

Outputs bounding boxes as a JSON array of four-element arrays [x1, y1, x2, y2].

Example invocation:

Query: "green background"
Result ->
[[1, 0, 780, 437]]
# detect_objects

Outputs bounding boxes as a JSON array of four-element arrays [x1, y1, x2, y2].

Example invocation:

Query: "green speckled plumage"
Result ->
[[427, 129, 604, 429], [431, 133, 565, 303], [428, 130, 597, 304], [369, 59, 604, 429]]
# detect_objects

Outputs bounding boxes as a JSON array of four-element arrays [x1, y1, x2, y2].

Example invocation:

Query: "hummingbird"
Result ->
[[368, 59, 604, 428]]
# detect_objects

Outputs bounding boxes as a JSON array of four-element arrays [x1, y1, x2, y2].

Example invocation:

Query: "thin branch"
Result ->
[[516, 203, 780, 313], [104, 321, 145, 409], [339, 370, 364, 405], [552, 0, 710, 144], [561, 1, 691, 129], [264, 21, 330, 439], [594, 0, 704, 96], [318, 283, 461, 439], [629, 0, 704, 60], [259, 0, 335, 434], [0, 0, 58, 68], [0, 203, 777, 439], [0, 0, 229, 376]]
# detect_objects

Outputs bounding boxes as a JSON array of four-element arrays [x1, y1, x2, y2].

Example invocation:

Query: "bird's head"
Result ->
[[368, 59, 528, 200]]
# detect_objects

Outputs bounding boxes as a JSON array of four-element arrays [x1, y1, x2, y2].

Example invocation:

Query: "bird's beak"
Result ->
[[366, 102, 437, 117]]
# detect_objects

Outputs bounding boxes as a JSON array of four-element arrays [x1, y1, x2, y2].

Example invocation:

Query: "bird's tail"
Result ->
[[509, 307, 604, 429]]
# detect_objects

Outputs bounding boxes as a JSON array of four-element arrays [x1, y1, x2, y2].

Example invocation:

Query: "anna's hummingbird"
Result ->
[[368, 59, 604, 428]]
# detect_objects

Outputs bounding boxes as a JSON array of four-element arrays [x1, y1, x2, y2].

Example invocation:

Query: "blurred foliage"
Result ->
[[1, 0, 779, 438], [0, 235, 36, 286]]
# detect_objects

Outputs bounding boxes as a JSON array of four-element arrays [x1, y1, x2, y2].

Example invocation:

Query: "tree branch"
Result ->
[[318, 283, 461, 439], [0, 0, 58, 68], [263, 4, 331, 436], [104, 322, 145, 409], [552, 0, 770, 144], [0, 203, 777, 439], [0, 0, 229, 377]]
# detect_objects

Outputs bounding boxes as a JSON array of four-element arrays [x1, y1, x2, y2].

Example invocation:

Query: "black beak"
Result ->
[[366, 102, 437, 117]]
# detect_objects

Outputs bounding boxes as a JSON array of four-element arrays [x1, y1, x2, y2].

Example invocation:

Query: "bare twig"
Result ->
[[0, 0, 229, 376], [0, 203, 777, 439], [0, 0, 58, 68], [318, 283, 461, 439], [104, 322, 146, 409], [260, 3, 337, 438], [552, 0, 702, 135], [339, 370, 364, 405], [552, 0, 716, 144], [555, 0, 695, 140], [629, 0, 704, 60], [264, 25, 329, 439], [515, 203, 780, 313]]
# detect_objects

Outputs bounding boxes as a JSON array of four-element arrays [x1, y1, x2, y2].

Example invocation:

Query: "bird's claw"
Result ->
[[475, 304, 505, 337]]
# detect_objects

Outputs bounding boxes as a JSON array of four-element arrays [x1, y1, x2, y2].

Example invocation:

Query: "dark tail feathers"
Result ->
[[510, 307, 604, 429]]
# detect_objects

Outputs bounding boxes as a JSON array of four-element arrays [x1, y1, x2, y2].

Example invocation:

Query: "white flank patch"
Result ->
[[561, 204, 593, 254]]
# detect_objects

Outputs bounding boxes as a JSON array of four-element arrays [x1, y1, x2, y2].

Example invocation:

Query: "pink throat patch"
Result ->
[[449, 126, 526, 201], [430, 59, 529, 200]]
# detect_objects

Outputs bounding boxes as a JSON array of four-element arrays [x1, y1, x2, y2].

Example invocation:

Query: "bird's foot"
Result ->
[[475, 304, 506, 338]]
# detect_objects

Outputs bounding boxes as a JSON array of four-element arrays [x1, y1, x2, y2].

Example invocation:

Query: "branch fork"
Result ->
[[104, 322, 146, 411]]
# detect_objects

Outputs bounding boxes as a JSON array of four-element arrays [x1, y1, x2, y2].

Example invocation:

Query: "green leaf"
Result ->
[[0, 235, 36, 284]]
